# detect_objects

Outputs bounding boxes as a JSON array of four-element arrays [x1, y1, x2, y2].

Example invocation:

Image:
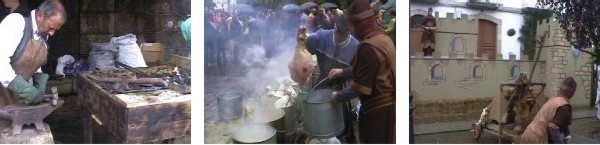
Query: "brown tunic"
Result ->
[[351, 34, 396, 143], [421, 15, 436, 48], [519, 96, 569, 144]]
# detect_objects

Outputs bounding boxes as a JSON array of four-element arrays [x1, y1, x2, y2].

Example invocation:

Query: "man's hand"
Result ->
[[8, 75, 43, 105], [298, 26, 307, 35], [297, 26, 308, 41], [327, 69, 344, 80], [564, 135, 572, 144], [330, 91, 340, 105], [33, 73, 49, 94]]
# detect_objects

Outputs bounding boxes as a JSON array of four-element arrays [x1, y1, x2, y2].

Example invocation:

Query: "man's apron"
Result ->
[[0, 15, 47, 106], [0, 17, 48, 130]]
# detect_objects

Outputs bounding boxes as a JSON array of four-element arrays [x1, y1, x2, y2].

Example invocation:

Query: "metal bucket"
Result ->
[[231, 124, 277, 144], [301, 89, 345, 139], [217, 91, 243, 121]]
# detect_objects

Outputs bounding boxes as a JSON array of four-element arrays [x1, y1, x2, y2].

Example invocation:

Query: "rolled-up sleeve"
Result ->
[[0, 14, 25, 87], [305, 30, 326, 55]]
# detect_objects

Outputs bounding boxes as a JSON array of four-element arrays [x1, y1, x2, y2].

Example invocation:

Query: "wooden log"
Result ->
[[87, 74, 168, 89], [0, 123, 54, 144], [168, 83, 191, 94], [169, 55, 191, 70]]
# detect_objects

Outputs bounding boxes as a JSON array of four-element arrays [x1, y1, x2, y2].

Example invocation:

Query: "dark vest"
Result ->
[[355, 33, 395, 114]]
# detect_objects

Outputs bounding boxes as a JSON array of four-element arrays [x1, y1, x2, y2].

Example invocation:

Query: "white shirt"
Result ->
[[0, 10, 48, 87]]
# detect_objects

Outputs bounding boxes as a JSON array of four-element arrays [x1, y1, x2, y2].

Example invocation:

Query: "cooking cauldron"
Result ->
[[231, 124, 277, 144]]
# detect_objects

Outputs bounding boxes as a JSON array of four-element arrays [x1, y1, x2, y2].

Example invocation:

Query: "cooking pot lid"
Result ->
[[252, 108, 285, 123], [306, 89, 334, 103], [218, 91, 242, 99], [232, 124, 276, 143]]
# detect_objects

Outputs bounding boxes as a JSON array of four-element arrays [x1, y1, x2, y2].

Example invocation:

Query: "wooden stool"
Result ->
[[0, 123, 54, 144]]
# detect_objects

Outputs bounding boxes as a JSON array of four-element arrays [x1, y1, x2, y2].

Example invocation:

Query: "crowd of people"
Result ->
[[203, 5, 396, 68], [206, 1, 397, 143]]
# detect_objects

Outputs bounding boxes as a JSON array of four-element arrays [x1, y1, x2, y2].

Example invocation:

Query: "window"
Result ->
[[571, 45, 581, 59], [432, 64, 443, 80], [510, 65, 520, 79], [410, 15, 424, 29], [450, 35, 466, 52], [473, 65, 483, 79]]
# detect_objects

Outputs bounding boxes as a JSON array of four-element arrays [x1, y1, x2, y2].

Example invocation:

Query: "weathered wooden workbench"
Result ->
[[77, 71, 191, 143]]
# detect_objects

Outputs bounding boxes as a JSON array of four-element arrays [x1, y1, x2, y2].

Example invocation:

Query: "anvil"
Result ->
[[0, 99, 64, 135]]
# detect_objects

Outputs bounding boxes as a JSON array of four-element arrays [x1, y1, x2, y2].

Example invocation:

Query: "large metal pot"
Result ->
[[231, 124, 277, 144], [280, 102, 299, 143], [301, 89, 344, 139], [218, 91, 243, 121], [253, 108, 285, 143], [253, 108, 285, 131]]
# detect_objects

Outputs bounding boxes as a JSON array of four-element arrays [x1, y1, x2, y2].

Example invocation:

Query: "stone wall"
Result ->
[[410, 17, 594, 108], [433, 13, 479, 57], [80, 0, 191, 60], [41, 0, 190, 117], [39, 0, 191, 75], [410, 54, 546, 101], [410, 12, 502, 58], [536, 18, 594, 106]]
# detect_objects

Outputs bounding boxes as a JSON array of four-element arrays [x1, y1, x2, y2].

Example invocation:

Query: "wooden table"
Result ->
[[77, 72, 191, 143]]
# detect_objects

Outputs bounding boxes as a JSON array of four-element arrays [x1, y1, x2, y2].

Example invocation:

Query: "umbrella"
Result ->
[[283, 4, 300, 12], [300, 2, 318, 10], [320, 2, 338, 9], [235, 4, 254, 13], [205, 1, 216, 9]]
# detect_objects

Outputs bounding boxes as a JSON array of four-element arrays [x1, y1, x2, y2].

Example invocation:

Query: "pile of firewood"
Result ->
[[87, 65, 191, 94]]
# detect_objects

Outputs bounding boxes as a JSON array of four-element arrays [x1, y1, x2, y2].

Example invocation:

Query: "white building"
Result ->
[[410, 0, 538, 60], [212, 0, 237, 12]]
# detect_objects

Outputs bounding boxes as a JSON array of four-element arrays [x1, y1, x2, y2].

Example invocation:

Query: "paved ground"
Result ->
[[203, 45, 363, 144], [414, 108, 600, 144]]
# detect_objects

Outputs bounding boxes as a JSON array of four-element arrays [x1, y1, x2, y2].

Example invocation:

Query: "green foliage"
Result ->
[[410, 0, 438, 4], [517, 8, 553, 60], [539, 1, 600, 64]]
